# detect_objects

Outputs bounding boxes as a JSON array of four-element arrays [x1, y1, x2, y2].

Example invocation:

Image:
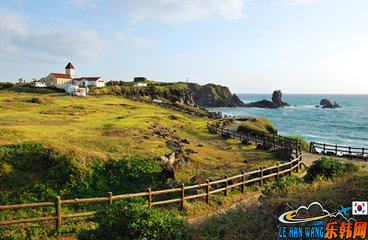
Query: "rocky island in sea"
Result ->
[[244, 90, 290, 108], [317, 99, 342, 109]]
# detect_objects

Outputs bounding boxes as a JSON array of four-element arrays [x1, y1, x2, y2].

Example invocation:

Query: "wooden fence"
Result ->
[[310, 141, 367, 160], [0, 126, 303, 231]]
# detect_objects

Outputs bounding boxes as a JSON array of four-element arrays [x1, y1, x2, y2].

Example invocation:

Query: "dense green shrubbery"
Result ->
[[71, 157, 163, 198], [0, 143, 163, 203], [79, 200, 188, 240], [0, 142, 83, 203], [0, 82, 15, 90], [304, 157, 359, 182], [4, 86, 58, 94], [263, 176, 301, 196]]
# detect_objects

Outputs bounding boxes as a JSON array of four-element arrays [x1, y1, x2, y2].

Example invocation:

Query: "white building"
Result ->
[[45, 63, 105, 88]]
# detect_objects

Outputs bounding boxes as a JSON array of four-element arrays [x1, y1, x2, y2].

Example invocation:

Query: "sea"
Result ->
[[210, 94, 368, 148]]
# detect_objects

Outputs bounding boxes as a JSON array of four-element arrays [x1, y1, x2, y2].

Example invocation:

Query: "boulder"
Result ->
[[241, 139, 252, 146], [160, 163, 175, 180], [181, 138, 190, 144]]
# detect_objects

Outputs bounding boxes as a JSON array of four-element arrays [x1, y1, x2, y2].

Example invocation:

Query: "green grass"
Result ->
[[238, 118, 277, 134], [0, 91, 282, 239]]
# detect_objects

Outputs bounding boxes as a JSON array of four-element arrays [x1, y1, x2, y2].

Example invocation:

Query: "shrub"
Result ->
[[304, 157, 359, 182], [0, 82, 15, 90], [263, 176, 301, 196], [79, 200, 188, 240]]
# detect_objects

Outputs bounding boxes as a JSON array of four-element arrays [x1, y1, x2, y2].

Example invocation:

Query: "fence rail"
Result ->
[[310, 141, 367, 160], [0, 125, 303, 231]]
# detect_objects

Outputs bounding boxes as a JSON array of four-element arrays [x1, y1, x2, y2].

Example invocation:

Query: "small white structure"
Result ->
[[56, 86, 86, 96], [73, 77, 105, 88], [32, 81, 46, 88], [153, 99, 163, 104], [134, 82, 147, 87]]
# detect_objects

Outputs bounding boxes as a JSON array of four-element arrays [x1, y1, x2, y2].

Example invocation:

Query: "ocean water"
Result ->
[[210, 94, 368, 148]]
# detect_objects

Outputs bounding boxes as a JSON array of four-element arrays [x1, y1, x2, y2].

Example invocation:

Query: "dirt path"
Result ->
[[302, 152, 368, 168], [188, 191, 261, 225]]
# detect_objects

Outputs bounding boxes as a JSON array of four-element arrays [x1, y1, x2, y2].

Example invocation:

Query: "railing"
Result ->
[[0, 126, 303, 231], [310, 141, 367, 160]]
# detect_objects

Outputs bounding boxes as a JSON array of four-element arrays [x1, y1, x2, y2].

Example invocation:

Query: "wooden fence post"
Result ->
[[180, 183, 185, 210], [349, 146, 352, 155], [147, 188, 152, 208], [107, 192, 112, 207], [206, 180, 210, 204], [259, 167, 263, 188], [295, 158, 299, 173], [323, 143, 326, 153], [289, 162, 292, 176], [276, 163, 280, 180], [363, 148, 365, 157], [224, 176, 229, 196], [55, 196, 61, 231], [241, 170, 245, 194], [335, 145, 338, 155], [309, 141, 313, 153]]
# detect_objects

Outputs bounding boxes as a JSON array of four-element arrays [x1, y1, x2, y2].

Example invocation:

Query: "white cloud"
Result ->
[[108, 0, 254, 23], [0, 10, 105, 64], [117, 35, 152, 48], [283, 0, 319, 5]]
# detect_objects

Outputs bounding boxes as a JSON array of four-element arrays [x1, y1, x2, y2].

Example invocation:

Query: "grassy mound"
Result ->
[[238, 118, 278, 134], [4, 86, 59, 94]]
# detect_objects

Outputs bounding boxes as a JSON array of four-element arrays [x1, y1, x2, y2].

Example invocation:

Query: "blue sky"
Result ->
[[0, 0, 367, 93]]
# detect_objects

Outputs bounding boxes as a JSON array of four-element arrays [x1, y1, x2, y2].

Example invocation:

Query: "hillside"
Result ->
[[185, 83, 246, 108], [0, 90, 283, 238], [91, 81, 245, 108]]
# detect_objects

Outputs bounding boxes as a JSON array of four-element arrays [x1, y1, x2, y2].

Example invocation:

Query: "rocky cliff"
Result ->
[[185, 83, 245, 108], [245, 90, 289, 108], [93, 81, 245, 108]]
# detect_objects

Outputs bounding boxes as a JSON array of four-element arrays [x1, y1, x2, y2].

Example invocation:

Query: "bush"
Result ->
[[263, 176, 301, 196], [79, 200, 188, 240], [0, 82, 15, 90], [304, 157, 359, 182]]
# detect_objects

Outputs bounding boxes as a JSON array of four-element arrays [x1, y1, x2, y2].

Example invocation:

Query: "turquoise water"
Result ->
[[210, 94, 368, 148]]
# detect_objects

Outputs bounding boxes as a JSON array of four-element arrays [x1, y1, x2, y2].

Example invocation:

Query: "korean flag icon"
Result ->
[[352, 201, 368, 215]]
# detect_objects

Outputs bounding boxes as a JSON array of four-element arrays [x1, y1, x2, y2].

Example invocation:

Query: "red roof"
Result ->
[[81, 77, 101, 81], [65, 62, 75, 69], [50, 73, 71, 79]]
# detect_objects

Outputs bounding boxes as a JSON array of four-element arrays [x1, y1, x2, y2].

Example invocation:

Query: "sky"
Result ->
[[0, 0, 367, 94]]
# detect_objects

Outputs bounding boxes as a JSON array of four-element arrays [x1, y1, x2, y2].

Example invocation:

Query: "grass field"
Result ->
[[0, 91, 280, 186]]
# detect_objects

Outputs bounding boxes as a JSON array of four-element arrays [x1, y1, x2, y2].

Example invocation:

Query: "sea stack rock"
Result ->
[[319, 99, 341, 109], [245, 90, 290, 108]]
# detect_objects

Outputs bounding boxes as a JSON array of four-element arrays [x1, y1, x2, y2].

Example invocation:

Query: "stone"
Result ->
[[166, 140, 181, 150], [197, 144, 204, 147], [143, 136, 150, 140], [169, 115, 179, 120], [160, 163, 175, 181], [185, 149, 198, 155], [173, 160, 186, 171], [181, 138, 190, 144], [241, 139, 252, 146]]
